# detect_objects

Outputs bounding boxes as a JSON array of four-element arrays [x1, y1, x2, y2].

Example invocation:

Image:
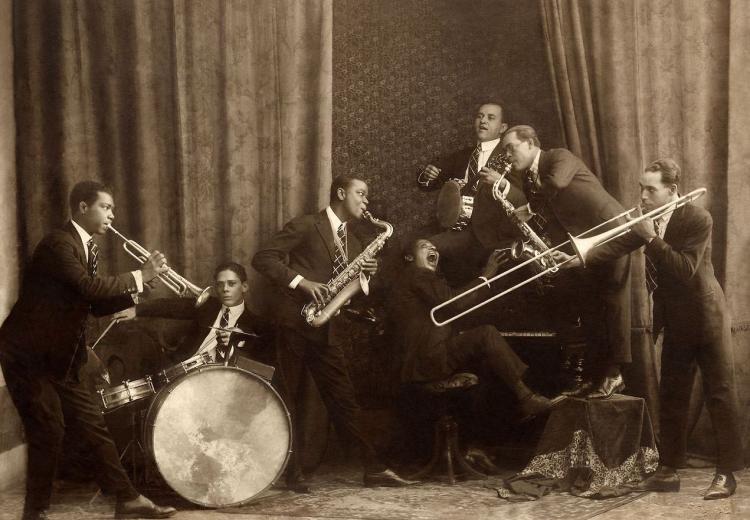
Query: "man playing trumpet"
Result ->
[[0, 181, 175, 520]]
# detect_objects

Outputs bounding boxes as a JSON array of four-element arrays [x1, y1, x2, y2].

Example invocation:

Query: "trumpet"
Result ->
[[430, 188, 707, 327], [108, 226, 212, 307]]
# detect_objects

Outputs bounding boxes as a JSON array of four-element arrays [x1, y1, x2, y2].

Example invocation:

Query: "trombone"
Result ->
[[108, 225, 212, 307], [430, 188, 707, 327]]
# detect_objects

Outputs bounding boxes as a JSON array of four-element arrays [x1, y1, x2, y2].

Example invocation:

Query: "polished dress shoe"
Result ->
[[363, 468, 419, 487], [636, 466, 680, 492], [586, 374, 625, 400], [115, 495, 176, 519], [518, 393, 553, 423], [704, 472, 736, 500], [561, 380, 594, 398]]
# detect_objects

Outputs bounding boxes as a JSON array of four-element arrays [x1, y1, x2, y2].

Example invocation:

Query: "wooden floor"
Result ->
[[1, 465, 748, 520]]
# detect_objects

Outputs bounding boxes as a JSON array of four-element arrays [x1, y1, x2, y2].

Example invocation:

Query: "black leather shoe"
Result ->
[[115, 495, 176, 519], [518, 393, 553, 423], [561, 380, 594, 397], [704, 472, 736, 500], [363, 468, 419, 487], [636, 467, 680, 492], [586, 374, 625, 400]]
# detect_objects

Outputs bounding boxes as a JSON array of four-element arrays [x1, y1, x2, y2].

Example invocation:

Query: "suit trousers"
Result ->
[[0, 352, 139, 511], [658, 336, 744, 473], [275, 327, 381, 475], [448, 325, 527, 387]]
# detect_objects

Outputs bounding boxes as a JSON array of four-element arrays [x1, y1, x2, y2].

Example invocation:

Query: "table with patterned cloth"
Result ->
[[500, 394, 659, 500]]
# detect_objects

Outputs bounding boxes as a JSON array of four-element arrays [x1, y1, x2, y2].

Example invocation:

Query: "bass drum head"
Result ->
[[436, 180, 463, 229], [145, 366, 291, 508]]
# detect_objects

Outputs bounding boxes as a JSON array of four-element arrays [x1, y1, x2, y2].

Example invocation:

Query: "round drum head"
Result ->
[[436, 180, 462, 229], [146, 367, 290, 507]]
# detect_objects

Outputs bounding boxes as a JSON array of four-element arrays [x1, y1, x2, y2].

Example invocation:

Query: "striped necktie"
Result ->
[[216, 307, 230, 361], [87, 239, 99, 276], [466, 143, 482, 189], [645, 218, 662, 293], [333, 224, 348, 277]]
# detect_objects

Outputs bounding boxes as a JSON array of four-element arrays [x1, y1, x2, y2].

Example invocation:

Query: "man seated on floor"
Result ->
[[388, 238, 561, 422]]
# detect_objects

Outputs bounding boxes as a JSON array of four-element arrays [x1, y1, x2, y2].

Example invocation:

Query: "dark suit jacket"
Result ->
[[0, 221, 138, 378], [509, 149, 626, 239], [418, 144, 528, 250], [252, 210, 364, 344], [135, 296, 269, 361], [587, 203, 728, 347], [388, 263, 490, 383]]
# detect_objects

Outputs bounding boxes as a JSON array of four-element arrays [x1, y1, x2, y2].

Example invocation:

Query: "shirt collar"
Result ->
[[222, 301, 245, 321], [657, 193, 679, 230], [71, 219, 93, 249], [529, 149, 542, 173], [478, 137, 501, 153], [325, 206, 346, 235]]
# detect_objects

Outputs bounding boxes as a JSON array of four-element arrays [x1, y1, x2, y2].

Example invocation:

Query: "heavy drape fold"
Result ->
[[13, 0, 333, 307], [540, 0, 750, 460]]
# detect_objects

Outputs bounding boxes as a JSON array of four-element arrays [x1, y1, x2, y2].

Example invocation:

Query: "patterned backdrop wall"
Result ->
[[332, 0, 564, 245]]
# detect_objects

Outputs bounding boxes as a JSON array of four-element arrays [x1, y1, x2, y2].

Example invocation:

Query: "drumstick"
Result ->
[[207, 326, 259, 338], [91, 317, 122, 351]]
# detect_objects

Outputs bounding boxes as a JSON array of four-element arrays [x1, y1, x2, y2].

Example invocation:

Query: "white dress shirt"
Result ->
[[194, 301, 246, 360]]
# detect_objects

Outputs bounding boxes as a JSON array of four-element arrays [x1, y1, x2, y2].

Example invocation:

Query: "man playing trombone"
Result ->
[[555, 159, 743, 500], [482, 125, 633, 400], [0, 181, 176, 520]]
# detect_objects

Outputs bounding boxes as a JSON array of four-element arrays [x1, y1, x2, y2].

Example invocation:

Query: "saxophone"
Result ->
[[488, 156, 558, 274], [302, 211, 394, 327]]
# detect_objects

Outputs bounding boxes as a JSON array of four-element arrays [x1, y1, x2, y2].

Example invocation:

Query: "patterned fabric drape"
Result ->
[[13, 0, 333, 310], [539, 0, 750, 459]]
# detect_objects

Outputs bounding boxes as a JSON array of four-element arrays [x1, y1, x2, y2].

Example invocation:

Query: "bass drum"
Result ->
[[436, 179, 474, 231], [144, 366, 291, 507]]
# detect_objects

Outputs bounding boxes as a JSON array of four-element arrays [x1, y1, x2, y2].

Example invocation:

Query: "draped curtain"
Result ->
[[13, 0, 333, 310], [539, 0, 750, 459]]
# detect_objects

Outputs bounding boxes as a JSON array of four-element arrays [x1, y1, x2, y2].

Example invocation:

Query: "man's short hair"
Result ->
[[330, 174, 366, 203], [214, 261, 248, 282], [69, 181, 112, 214], [403, 236, 429, 260], [478, 101, 505, 119], [645, 158, 681, 187], [506, 125, 541, 147]]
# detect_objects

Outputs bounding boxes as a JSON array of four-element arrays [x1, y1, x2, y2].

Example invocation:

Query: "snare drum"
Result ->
[[153, 351, 214, 387], [436, 179, 474, 231], [98, 376, 156, 410], [144, 366, 291, 507]]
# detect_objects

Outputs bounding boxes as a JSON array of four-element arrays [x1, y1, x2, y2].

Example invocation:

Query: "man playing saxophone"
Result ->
[[252, 174, 415, 493]]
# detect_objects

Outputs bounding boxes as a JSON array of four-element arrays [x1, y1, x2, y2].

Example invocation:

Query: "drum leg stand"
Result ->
[[118, 408, 150, 485]]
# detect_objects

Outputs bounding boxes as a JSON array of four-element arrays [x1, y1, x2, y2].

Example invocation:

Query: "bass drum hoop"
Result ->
[[143, 365, 291, 508]]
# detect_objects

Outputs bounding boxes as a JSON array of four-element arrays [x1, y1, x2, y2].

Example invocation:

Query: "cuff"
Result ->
[[131, 271, 144, 293], [289, 274, 304, 289], [477, 276, 491, 288]]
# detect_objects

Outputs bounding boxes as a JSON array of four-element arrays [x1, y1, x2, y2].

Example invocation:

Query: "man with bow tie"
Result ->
[[482, 125, 633, 400], [556, 158, 743, 500], [417, 102, 527, 282], [0, 181, 176, 520]]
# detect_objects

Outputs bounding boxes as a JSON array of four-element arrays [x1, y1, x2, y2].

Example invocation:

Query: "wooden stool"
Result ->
[[408, 372, 487, 485]]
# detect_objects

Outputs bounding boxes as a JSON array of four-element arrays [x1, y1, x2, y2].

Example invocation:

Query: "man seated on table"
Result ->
[[388, 238, 561, 422]]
